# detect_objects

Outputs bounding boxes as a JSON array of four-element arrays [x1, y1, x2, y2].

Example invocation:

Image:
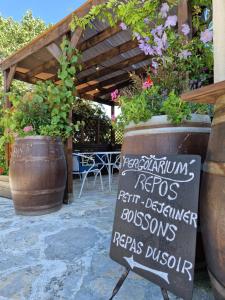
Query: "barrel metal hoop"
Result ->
[[125, 123, 211, 133], [14, 202, 62, 212], [203, 161, 225, 176], [12, 186, 65, 196], [10, 156, 65, 163], [208, 270, 225, 299], [212, 114, 225, 126], [124, 127, 211, 137]]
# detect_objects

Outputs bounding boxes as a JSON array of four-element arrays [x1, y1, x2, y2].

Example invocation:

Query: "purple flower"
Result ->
[[181, 24, 190, 36], [153, 45, 163, 56], [120, 22, 127, 30], [154, 36, 163, 49], [144, 18, 150, 24], [162, 32, 168, 49], [134, 32, 141, 41], [200, 29, 213, 43], [151, 25, 164, 37], [165, 15, 177, 28], [139, 40, 154, 55], [152, 60, 159, 69], [156, 25, 164, 37], [179, 50, 192, 59], [160, 3, 169, 18]]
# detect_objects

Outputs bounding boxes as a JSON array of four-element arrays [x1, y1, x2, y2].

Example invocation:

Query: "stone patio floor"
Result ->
[[0, 175, 214, 300]]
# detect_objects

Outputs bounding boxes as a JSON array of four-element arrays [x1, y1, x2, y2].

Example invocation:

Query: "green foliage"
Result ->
[[1, 38, 81, 142], [161, 91, 191, 124], [115, 76, 210, 129], [73, 99, 112, 144], [71, 0, 213, 84], [0, 11, 50, 102]]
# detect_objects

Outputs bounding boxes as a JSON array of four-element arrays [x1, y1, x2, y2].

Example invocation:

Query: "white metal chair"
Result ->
[[72, 153, 103, 198], [112, 153, 121, 176]]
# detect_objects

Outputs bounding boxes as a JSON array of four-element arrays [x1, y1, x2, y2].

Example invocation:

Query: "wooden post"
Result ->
[[178, 0, 192, 90], [67, 112, 73, 192], [64, 28, 84, 202], [178, 0, 192, 38], [3, 65, 16, 167], [111, 104, 115, 149], [96, 119, 100, 144], [213, 0, 225, 83]]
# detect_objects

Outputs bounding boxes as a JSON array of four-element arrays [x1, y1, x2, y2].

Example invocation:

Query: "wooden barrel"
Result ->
[[122, 114, 211, 269], [201, 99, 225, 299], [9, 136, 67, 216]]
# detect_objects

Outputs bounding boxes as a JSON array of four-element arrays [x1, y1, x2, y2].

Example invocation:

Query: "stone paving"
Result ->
[[0, 175, 214, 300]]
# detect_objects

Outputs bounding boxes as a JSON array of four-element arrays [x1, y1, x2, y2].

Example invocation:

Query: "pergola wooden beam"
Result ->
[[178, 0, 192, 38], [84, 80, 130, 99], [77, 66, 145, 94], [82, 39, 138, 71], [81, 94, 114, 106], [4, 64, 17, 92], [79, 53, 148, 84], [18, 25, 123, 84], [71, 27, 83, 47], [25, 58, 58, 79], [0, 0, 108, 71], [78, 25, 122, 52], [181, 80, 225, 104], [46, 43, 62, 62]]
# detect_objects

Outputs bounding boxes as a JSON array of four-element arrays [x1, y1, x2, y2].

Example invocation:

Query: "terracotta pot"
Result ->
[[9, 136, 67, 216]]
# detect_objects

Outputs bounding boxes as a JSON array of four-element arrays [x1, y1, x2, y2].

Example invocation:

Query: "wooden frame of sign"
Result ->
[[110, 154, 201, 300]]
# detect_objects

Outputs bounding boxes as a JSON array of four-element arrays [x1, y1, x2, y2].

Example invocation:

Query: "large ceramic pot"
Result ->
[[9, 136, 67, 215], [122, 114, 211, 269]]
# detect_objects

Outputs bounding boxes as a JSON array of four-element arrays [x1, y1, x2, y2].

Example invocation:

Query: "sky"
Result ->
[[0, 0, 86, 24]]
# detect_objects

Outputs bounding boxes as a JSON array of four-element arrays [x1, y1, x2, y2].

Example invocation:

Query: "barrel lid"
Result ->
[[14, 135, 62, 142], [126, 114, 211, 130]]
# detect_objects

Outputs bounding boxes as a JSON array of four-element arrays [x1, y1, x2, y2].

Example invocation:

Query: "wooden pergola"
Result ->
[[0, 0, 190, 197]]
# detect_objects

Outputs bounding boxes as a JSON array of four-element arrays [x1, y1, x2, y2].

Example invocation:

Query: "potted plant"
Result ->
[[71, 0, 213, 158], [112, 71, 211, 159], [1, 38, 81, 215]]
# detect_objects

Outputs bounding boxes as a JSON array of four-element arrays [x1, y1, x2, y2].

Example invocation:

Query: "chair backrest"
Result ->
[[113, 154, 121, 170], [73, 153, 97, 173]]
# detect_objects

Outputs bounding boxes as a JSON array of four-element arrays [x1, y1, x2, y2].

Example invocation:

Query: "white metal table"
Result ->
[[81, 151, 121, 191]]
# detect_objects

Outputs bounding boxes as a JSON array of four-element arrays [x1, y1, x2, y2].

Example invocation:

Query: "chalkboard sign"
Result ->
[[110, 154, 201, 300]]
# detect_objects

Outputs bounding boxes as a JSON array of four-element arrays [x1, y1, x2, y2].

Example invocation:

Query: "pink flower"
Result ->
[[181, 24, 190, 36], [111, 114, 116, 122], [165, 15, 177, 28], [120, 22, 127, 30], [111, 89, 119, 102], [143, 76, 153, 89], [200, 29, 213, 43], [23, 125, 33, 133], [160, 3, 169, 18]]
